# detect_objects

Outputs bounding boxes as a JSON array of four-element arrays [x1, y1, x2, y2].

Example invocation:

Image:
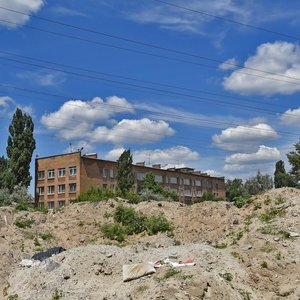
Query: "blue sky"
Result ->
[[1, 0, 300, 188]]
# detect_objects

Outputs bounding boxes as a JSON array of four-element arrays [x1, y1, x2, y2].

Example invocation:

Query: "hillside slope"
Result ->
[[1, 188, 299, 299]]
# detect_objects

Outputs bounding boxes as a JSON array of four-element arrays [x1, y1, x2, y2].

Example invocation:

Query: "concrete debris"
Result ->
[[123, 263, 156, 282]]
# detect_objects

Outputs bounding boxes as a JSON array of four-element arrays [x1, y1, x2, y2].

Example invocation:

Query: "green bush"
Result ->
[[40, 232, 54, 240], [124, 190, 140, 204], [113, 205, 145, 234], [101, 223, 126, 242], [15, 202, 29, 211], [145, 213, 172, 235], [261, 261, 268, 268], [233, 196, 250, 208], [14, 219, 35, 228]]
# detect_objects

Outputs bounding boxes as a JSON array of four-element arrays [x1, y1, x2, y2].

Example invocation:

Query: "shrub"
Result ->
[[0, 186, 33, 207], [101, 223, 126, 242], [124, 190, 140, 204], [214, 242, 227, 249], [219, 272, 233, 282], [14, 219, 34, 228], [114, 205, 146, 234], [234, 196, 250, 208], [145, 213, 172, 235], [261, 261, 268, 268], [15, 202, 29, 211], [40, 232, 54, 240]]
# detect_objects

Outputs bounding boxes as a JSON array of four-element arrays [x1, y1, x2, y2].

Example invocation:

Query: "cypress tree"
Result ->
[[116, 149, 134, 195], [6, 108, 36, 189]]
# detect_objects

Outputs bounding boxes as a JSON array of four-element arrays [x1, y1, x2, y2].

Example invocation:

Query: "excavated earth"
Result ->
[[0, 187, 299, 299]]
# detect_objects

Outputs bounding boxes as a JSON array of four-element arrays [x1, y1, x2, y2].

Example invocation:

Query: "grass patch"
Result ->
[[278, 230, 290, 239], [136, 285, 149, 293], [51, 289, 63, 300], [260, 208, 286, 223], [264, 197, 272, 205], [254, 202, 262, 210], [23, 231, 34, 239], [219, 272, 233, 282], [15, 202, 29, 211], [2, 281, 10, 297], [260, 244, 275, 253], [275, 252, 282, 260], [8, 295, 19, 300], [34, 238, 41, 247], [238, 289, 251, 300], [260, 261, 268, 268], [275, 196, 285, 205], [214, 242, 227, 249], [40, 232, 54, 240], [157, 269, 181, 282], [14, 219, 34, 229], [101, 223, 126, 242]]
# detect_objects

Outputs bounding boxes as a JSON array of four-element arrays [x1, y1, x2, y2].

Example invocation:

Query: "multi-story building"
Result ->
[[35, 152, 225, 209]]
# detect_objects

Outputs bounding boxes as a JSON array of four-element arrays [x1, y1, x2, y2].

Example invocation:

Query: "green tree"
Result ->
[[116, 149, 134, 195], [0, 156, 9, 189], [225, 178, 247, 202], [6, 108, 36, 189], [244, 171, 273, 195], [143, 172, 164, 194], [287, 140, 300, 183], [274, 160, 295, 188]]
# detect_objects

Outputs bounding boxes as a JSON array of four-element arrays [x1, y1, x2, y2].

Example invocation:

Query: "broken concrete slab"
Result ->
[[122, 263, 156, 282]]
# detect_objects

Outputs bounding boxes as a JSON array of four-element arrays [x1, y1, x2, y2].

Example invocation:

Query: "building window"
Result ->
[[169, 177, 177, 184], [155, 175, 163, 183], [38, 202, 45, 208], [69, 166, 77, 176], [69, 183, 77, 193], [38, 171, 45, 180], [110, 169, 116, 178], [48, 185, 55, 195], [48, 201, 54, 209], [110, 184, 115, 190], [183, 178, 190, 185], [195, 180, 202, 187], [58, 200, 65, 207], [48, 169, 55, 179], [196, 190, 202, 197], [184, 189, 191, 196], [101, 168, 108, 178], [215, 183, 219, 190], [58, 184, 65, 194], [206, 181, 212, 189], [103, 184, 107, 190], [37, 186, 44, 196], [136, 172, 145, 181], [58, 168, 65, 177]]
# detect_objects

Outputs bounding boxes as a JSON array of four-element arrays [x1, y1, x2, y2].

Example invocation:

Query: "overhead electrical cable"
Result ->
[[0, 6, 300, 83], [2, 55, 300, 121], [0, 49, 293, 110], [0, 82, 298, 138], [151, 0, 300, 41]]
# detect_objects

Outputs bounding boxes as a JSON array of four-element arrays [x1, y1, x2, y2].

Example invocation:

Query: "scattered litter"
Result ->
[[150, 258, 196, 269], [31, 247, 66, 262], [19, 259, 40, 268], [123, 263, 156, 282]]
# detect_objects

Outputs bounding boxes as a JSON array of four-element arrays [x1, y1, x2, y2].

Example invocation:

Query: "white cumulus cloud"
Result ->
[[280, 107, 300, 126], [17, 70, 66, 86], [212, 123, 278, 151], [0, 0, 45, 28], [219, 58, 238, 70], [105, 146, 199, 165], [91, 118, 175, 144], [223, 41, 300, 95], [225, 145, 280, 165]]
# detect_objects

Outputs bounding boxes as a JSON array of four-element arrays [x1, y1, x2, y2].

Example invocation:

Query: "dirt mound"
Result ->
[[1, 187, 300, 299]]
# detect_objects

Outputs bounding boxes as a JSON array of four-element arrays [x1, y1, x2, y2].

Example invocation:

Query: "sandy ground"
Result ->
[[0, 187, 299, 299]]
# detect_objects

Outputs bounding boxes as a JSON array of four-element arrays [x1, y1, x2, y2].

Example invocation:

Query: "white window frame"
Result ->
[[48, 186, 55, 195], [58, 184, 65, 194], [69, 183, 77, 193], [195, 180, 202, 187], [58, 200, 65, 207], [102, 168, 109, 178], [48, 169, 55, 179], [38, 171, 45, 180], [183, 178, 190, 185], [69, 166, 77, 176], [37, 186, 44, 195], [169, 177, 177, 184], [48, 201, 54, 209], [58, 168, 65, 177]]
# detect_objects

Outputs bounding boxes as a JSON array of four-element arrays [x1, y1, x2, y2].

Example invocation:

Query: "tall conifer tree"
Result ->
[[6, 108, 36, 188]]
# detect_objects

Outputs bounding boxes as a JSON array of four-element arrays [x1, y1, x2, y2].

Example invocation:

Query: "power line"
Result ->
[[151, 0, 300, 41], [0, 6, 300, 83], [2, 54, 300, 122], [0, 49, 292, 110], [0, 18, 299, 89], [0, 82, 298, 138]]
